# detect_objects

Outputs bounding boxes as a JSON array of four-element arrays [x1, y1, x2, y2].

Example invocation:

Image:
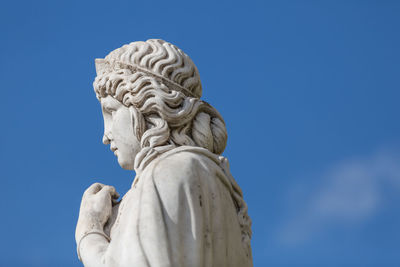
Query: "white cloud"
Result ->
[[277, 149, 400, 246]]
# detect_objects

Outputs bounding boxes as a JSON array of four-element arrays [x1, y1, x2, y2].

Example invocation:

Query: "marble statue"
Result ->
[[75, 39, 253, 267]]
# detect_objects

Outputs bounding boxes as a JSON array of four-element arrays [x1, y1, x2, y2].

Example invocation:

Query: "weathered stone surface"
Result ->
[[76, 39, 253, 267]]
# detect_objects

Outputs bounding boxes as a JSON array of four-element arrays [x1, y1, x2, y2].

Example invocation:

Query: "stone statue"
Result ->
[[75, 39, 253, 267]]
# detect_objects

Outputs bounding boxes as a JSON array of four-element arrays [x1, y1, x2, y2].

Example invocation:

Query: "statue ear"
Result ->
[[95, 59, 107, 75], [129, 106, 145, 142]]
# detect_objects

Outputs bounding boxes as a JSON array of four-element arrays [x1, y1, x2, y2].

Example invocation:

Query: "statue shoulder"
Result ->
[[149, 149, 217, 185]]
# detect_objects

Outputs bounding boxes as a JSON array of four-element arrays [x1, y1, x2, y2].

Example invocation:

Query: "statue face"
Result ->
[[101, 95, 140, 170]]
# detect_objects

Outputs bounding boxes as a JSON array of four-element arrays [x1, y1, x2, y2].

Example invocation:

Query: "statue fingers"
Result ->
[[84, 182, 105, 195], [101, 185, 119, 199], [97, 185, 119, 200]]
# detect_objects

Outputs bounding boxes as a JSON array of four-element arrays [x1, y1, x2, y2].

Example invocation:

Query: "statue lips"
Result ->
[[110, 144, 118, 156]]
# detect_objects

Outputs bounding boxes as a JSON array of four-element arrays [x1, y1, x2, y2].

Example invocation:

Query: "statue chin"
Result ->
[[117, 155, 135, 170]]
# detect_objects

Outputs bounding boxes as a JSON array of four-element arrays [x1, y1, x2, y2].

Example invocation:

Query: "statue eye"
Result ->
[[103, 105, 116, 114]]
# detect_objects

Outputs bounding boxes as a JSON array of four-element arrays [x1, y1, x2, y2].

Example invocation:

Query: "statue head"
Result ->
[[93, 39, 227, 171]]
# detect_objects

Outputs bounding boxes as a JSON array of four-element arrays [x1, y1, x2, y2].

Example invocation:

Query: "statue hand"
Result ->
[[76, 183, 120, 242]]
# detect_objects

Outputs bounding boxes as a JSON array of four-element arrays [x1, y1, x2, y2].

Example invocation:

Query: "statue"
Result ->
[[75, 39, 253, 267]]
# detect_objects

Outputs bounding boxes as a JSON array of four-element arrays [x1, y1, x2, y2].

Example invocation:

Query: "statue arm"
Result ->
[[75, 183, 119, 267], [78, 232, 109, 267]]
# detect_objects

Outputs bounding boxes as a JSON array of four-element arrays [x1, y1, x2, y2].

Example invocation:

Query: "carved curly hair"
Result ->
[[93, 39, 227, 155]]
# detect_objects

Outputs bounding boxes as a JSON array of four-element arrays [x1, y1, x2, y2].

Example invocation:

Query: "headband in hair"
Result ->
[[95, 59, 199, 98]]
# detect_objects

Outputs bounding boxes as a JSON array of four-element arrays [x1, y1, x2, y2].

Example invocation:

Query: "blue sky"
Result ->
[[1, 0, 399, 266]]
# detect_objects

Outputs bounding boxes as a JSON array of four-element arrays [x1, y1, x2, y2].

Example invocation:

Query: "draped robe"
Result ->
[[103, 146, 252, 267]]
